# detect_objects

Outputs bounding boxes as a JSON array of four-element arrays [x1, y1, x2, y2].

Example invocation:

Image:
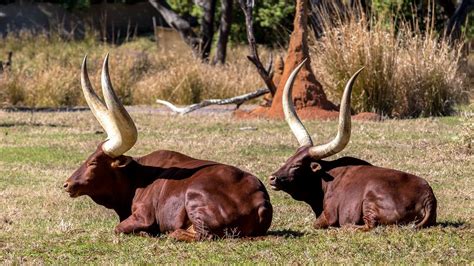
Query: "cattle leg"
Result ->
[[114, 209, 156, 235], [169, 225, 198, 242], [313, 213, 330, 229], [415, 195, 437, 228], [342, 224, 372, 231], [361, 201, 379, 230]]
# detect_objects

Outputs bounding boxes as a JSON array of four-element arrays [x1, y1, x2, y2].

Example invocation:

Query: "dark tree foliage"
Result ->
[[3, 0, 471, 45], [446, 0, 474, 42]]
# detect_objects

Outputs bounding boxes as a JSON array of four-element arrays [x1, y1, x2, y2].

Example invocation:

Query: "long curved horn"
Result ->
[[282, 59, 314, 146], [81, 55, 108, 131], [308, 67, 364, 159], [81, 55, 138, 158]]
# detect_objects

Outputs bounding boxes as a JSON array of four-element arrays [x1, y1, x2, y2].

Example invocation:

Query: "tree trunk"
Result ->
[[194, 0, 217, 61], [239, 0, 277, 96], [436, 0, 456, 17], [446, 0, 474, 43], [214, 0, 233, 64], [148, 0, 201, 56]]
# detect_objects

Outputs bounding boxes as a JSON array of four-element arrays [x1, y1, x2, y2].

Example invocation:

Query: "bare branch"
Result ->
[[266, 53, 274, 80], [238, 0, 277, 97], [156, 87, 269, 114]]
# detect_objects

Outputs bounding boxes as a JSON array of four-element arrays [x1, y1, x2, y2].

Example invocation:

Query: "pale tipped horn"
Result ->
[[282, 59, 314, 147], [308, 67, 364, 159], [81, 55, 138, 158]]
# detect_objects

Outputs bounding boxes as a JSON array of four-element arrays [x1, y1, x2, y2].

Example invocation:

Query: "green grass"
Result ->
[[0, 109, 473, 263]]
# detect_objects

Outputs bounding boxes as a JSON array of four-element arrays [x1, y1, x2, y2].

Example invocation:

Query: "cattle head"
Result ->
[[269, 60, 364, 199], [63, 55, 137, 199]]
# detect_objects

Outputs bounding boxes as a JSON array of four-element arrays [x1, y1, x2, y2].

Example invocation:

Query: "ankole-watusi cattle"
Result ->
[[269, 61, 437, 230], [63, 55, 272, 241]]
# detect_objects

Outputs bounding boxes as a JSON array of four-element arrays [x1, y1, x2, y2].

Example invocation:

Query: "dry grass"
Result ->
[[310, 7, 469, 117], [0, 107, 472, 263], [0, 33, 264, 107], [1, 26, 470, 118]]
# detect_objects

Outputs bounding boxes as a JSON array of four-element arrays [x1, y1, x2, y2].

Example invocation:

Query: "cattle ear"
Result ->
[[111, 156, 133, 168], [310, 162, 322, 172]]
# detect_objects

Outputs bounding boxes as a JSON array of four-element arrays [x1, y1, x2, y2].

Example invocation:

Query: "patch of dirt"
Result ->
[[353, 112, 382, 121]]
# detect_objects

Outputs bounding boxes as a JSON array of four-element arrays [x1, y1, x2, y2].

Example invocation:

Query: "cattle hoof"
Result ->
[[169, 229, 197, 242], [138, 231, 151, 237], [114, 226, 125, 235], [342, 224, 372, 232]]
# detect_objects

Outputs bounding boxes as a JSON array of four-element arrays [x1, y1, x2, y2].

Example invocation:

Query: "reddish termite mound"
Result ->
[[235, 0, 339, 120], [235, 0, 380, 121]]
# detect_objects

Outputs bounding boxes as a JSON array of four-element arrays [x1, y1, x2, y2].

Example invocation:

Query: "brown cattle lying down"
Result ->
[[64, 55, 272, 241], [269, 61, 437, 230]]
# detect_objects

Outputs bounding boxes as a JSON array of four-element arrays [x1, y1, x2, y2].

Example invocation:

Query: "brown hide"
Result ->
[[269, 146, 436, 229], [65, 144, 272, 240]]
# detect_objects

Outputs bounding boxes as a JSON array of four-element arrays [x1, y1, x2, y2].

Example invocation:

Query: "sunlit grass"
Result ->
[[0, 108, 472, 263]]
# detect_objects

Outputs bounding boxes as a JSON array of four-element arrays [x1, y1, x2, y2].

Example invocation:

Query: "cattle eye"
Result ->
[[290, 165, 301, 170], [87, 160, 98, 166], [288, 165, 301, 175]]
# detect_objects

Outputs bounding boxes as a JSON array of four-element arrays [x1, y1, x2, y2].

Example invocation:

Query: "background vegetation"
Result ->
[[0, 33, 264, 107], [311, 8, 469, 117], [0, 1, 472, 117], [0, 31, 470, 117]]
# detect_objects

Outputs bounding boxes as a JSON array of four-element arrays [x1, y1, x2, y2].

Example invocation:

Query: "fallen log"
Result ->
[[156, 87, 269, 114]]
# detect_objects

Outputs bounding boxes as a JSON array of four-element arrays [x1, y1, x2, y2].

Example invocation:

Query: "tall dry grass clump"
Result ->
[[311, 8, 468, 117], [0, 32, 262, 108], [133, 51, 262, 105]]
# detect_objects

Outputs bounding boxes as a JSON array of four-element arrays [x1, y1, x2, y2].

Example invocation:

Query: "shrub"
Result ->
[[0, 32, 263, 108], [311, 7, 469, 118], [133, 51, 263, 105]]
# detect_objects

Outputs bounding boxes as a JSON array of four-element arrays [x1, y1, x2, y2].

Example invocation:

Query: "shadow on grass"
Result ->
[[267, 229, 304, 238], [0, 122, 68, 128], [435, 220, 469, 228]]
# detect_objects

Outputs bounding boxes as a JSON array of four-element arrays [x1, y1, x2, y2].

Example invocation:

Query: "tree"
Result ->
[[239, 0, 277, 96], [149, 0, 219, 62], [195, 0, 217, 61], [148, 0, 202, 56], [214, 0, 233, 64]]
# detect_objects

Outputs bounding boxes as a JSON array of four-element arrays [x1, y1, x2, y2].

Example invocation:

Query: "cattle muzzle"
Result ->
[[63, 181, 81, 198], [268, 175, 285, 191]]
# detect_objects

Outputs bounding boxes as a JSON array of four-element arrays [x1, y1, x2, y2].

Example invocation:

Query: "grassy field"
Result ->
[[0, 107, 473, 264]]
